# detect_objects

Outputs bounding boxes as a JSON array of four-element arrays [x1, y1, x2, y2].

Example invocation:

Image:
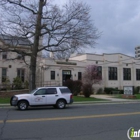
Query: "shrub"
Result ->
[[2, 77, 11, 90], [119, 90, 124, 94], [104, 87, 123, 94], [73, 80, 82, 96], [134, 86, 140, 94], [63, 80, 82, 96], [13, 77, 22, 89], [24, 80, 29, 89], [104, 87, 114, 94], [63, 80, 74, 93], [96, 88, 103, 94], [82, 84, 93, 98]]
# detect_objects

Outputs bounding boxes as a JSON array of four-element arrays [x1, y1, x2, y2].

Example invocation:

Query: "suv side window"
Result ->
[[46, 88, 57, 95], [59, 88, 71, 94], [34, 89, 47, 95]]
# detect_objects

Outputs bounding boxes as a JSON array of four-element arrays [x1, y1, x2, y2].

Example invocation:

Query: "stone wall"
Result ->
[[0, 89, 29, 98]]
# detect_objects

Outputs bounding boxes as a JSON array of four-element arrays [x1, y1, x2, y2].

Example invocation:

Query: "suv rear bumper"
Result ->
[[70, 98, 73, 104]]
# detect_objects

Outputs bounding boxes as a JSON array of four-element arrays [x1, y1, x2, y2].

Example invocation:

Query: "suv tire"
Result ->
[[18, 101, 28, 110], [56, 100, 66, 109]]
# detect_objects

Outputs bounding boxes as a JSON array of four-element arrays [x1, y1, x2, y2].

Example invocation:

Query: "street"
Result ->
[[0, 103, 140, 140]]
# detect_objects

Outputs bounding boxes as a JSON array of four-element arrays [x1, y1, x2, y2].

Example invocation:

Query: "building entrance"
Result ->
[[62, 70, 71, 85]]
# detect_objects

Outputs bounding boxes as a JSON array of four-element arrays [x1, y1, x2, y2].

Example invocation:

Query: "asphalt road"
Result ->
[[0, 103, 140, 140]]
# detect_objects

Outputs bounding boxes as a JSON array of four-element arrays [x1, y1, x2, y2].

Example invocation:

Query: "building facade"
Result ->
[[38, 53, 140, 90], [1, 49, 140, 91], [70, 53, 140, 90], [0, 35, 31, 88], [135, 46, 140, 59]]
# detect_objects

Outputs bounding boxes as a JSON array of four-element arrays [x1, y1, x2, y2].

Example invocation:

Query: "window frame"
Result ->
[[108, 67, 118, 80], [2, 52, 7, 59], [51, 71, 55, 80], [78, 72, 82, 80], [136, 69, 140, 80], [17, 68, 25, 82], [123, 68, 131, 80], [97, 66, 102, 78], [2, 68, 7, 83]]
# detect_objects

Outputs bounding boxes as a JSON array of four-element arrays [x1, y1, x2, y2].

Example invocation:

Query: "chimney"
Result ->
[[50, 52, 54, 58]]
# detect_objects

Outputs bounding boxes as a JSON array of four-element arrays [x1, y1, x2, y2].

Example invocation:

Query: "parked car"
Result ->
[[10, 86, 73, 110]]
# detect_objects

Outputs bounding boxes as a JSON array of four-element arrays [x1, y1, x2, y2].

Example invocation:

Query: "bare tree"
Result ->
[[0, 0, 100, 90]]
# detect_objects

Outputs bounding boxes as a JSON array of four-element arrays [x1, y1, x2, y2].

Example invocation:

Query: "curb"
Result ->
[[0, 100, 140, 107]]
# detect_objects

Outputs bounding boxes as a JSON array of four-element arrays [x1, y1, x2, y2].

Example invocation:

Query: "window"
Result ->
[[2, 68, 7, 83], [51, 71, 55, 80], [97, 66, 102, 78], [60, 88, 71, 94], [17, 69, 25, 82], [136, 69, 140, 80], [35, 89, 47, 95], [2, 52, 7, 59], [123, 68, 131, 80], [108, 67, 117, 80], [46, 88, 57, 94], [17, 54, 24, 60], [78, 72, 82, 80]]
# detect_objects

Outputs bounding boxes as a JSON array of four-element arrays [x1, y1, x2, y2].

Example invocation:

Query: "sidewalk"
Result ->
[[90, 94, 136, 101], [73, 94, 140, 104]]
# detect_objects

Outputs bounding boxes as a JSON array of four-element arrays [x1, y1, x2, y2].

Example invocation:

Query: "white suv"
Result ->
[[10, 86, 73, 110]]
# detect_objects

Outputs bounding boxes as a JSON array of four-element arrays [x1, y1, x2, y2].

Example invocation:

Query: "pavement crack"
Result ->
[[0, 109, 11, 140]]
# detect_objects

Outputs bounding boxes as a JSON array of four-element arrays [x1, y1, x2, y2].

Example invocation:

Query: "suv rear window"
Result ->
[[60, 88, 71, 94]]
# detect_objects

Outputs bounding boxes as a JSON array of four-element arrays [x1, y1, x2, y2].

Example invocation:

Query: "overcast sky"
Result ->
[[55, 0, 140, 57]]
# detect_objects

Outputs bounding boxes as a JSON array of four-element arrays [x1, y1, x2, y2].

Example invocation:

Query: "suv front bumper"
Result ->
[[10, 96, 18, 106]]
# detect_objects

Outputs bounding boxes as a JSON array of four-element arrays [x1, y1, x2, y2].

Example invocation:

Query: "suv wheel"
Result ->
[[18, 101, 28, 110], [56, 100, 66, 109]]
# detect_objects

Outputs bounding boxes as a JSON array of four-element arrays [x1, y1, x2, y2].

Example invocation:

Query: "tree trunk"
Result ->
[[29, 0, 44, 91]]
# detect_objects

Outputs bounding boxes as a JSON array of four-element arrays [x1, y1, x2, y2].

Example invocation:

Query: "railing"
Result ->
[[36, 81, 62, 87], [0, 81, 63, 90], [0, 84, 26, 90]]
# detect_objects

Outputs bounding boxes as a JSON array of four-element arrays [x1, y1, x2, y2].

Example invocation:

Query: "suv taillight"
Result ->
[[70, 94, 73, 99]]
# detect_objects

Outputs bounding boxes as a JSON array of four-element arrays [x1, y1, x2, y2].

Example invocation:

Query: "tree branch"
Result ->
[[7, 0, 37, 14]]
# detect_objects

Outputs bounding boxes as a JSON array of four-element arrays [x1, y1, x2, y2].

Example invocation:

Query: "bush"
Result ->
[[104, 87, 123, 94], [119, 90, 124, 94], [82, 84, 93, 98], [134, 86, 140, 94], [73, 80, 82, 96], [2, 77, 11, 90], [96, 88, 103, 94], [24, 80, 29, 89], [104, 87, 114, 94], [13, 77, 22, 89], [64, 80, 82, 96]]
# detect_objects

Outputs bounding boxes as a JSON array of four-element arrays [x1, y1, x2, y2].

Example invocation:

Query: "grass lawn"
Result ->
[[73, 96, 107, 102], [0, 96, 107, 104], [0, 97, 10, 104], [135, 94, 140, 99]]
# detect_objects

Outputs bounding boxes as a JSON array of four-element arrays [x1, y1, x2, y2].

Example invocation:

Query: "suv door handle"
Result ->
[[42, 96, 45, 97], [55, 95, 58, 97]]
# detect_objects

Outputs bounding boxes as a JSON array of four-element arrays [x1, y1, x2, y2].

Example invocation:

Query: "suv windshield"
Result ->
[[29, 89, 38, 94]]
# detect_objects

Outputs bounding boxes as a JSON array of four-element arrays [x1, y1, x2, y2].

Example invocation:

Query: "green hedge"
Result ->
[[104, 87, 123, 94]]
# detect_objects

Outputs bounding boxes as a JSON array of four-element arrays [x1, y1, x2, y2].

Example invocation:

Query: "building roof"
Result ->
[[70, 52, 134, 59], [0, 34, 32, 47]]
